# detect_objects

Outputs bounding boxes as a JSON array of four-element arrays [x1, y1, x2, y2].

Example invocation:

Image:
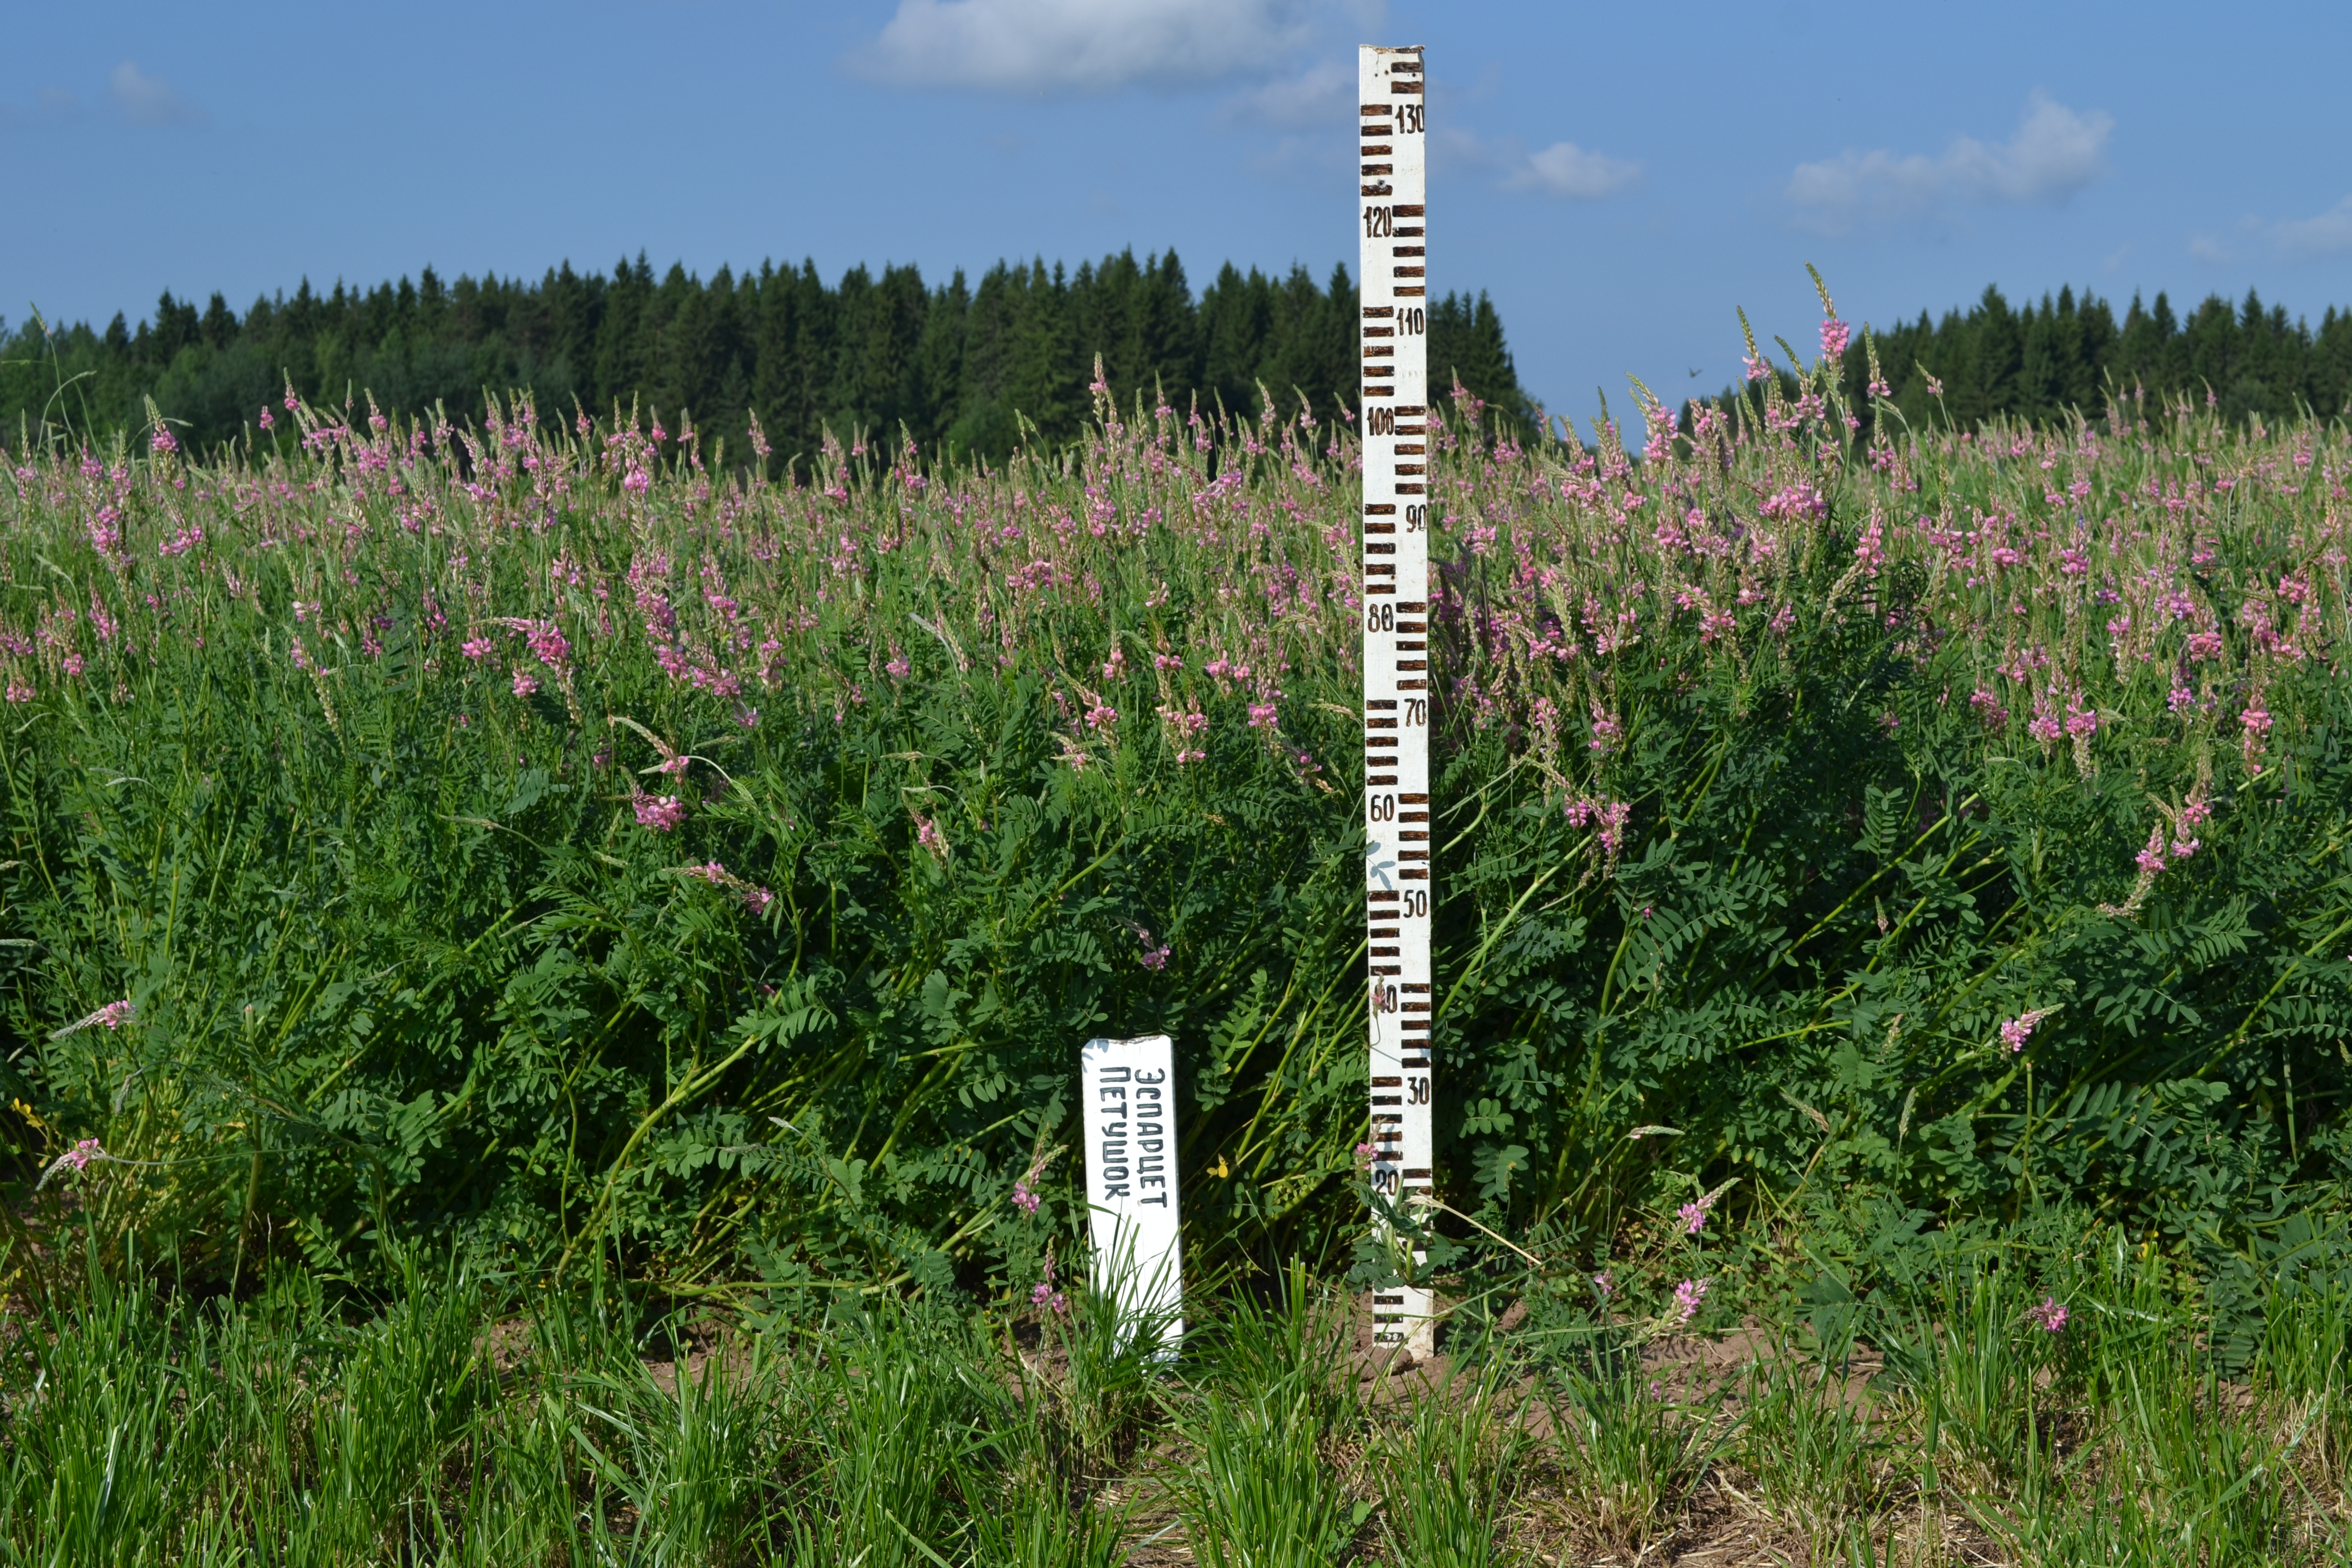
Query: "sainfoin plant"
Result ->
[[0, 299, 2348, 1295]]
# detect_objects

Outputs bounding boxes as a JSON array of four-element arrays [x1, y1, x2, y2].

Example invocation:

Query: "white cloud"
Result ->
[[1507, 140, 1639, 200], [1219, 59, 1350, 127], [1436, 126, 1639, 200], [110, 61, 202, 126], [2274, 195, 2352, 258], [849, 0, 1312, 95], [1944, 91, 2111, 201], [1428, 124, 1503, 176], [1784, 91, 2111, 236]]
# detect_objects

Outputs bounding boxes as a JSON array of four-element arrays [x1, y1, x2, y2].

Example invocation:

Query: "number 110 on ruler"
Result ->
[[1358, 43, 1433, 1353]]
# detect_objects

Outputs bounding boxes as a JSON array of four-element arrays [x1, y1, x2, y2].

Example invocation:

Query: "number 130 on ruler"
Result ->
[[1358, 43, 1433, 1354]]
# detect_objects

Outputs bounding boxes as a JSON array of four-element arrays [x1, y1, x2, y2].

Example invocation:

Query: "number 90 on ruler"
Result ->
[[1358, 42, 1434, 1355]]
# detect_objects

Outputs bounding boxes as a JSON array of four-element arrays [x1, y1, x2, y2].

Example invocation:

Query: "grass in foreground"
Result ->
[[4, 1226, 2349, 1566]]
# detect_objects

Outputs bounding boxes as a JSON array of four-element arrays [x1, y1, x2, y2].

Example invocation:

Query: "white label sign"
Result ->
[[1081, 1033, 1184, 1352]]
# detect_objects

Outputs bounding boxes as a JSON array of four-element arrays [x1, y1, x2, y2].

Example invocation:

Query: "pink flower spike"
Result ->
[[1674, 1277, 1710, 1324], [1678, 1194, 1716, 1235], [1592, 1269, 1613, 1298], [2029, 1296, 2069, 1334], [1012, 1180, 1040, 1214], [1999, 1007, 2054, 1053], [634, 795, 685, 832], [53, 999, 138, 1039]]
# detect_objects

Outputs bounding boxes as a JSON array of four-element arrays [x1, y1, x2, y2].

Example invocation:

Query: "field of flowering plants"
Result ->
[[3, 295, 2352, 1556], [6, 312, 2352, 1304]]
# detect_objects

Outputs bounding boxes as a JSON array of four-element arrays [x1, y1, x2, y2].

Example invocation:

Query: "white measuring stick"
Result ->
[[1357, 43, 1435, 1356]]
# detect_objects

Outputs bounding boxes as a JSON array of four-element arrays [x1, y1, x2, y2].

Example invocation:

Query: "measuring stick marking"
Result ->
[[1358, 43, 1433, 1354]]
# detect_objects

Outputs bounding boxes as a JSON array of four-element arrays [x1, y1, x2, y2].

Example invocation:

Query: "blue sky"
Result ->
[[6, 1, 2349, 419]]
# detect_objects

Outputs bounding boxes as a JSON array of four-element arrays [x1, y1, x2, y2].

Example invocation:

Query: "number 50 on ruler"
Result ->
[[1358, 44, 1433, 1354]]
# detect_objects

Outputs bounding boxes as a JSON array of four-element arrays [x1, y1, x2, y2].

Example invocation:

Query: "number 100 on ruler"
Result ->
[[1358, 44, 1432, 1352]]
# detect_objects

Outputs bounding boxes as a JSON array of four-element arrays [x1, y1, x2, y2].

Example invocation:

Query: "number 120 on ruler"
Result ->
[[1359, 43, 1433, 1353]]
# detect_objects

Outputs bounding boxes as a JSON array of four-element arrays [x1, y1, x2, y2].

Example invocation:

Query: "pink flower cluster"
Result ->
[[1678, 1193, 1716, 1235], [676, 860, 773, 916], [523, 619, 570, 669], [2241, 702, 2273, 773], [2103, 788, 2213, 918], [2029, 1296, 2069, 1334], [1563, 795, 1632, 861], [1999, 1007, 2056, 1052], [634, 795, 685, 832], [1135, 927, 1172, 971], [1030, 1253, 1067, 1315], [1759, 483, 1827, 522], [1674, 1277, 1709, 1324], [1008, 1144, 1058, 1214]]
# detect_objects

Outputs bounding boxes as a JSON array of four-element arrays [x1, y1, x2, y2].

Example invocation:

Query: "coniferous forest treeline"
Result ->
[[8, 253, 2352, 463], [0, 251, 1522, 463], [1820, 283, 2352, 435]]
